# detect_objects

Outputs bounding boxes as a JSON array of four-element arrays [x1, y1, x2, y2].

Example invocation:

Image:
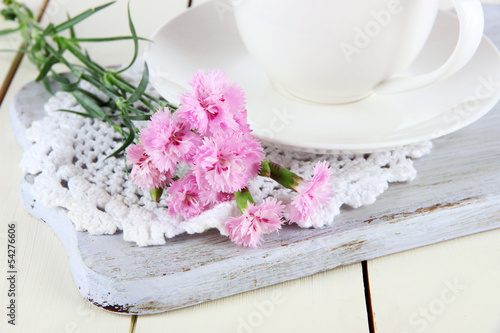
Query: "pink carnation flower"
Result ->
[[233, 108, 252, 133], [225, 198, 285, 248], [126, 144, 171, 191], [165, 172, 208, 220], [288, 161, 333, 226], [199, 189, 234, 208], [140, 108, 201, 173], [192, 132, 265, 193], [177, 70, 248, 136]]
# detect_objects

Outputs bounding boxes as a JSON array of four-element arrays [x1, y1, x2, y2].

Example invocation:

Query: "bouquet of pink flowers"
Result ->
[[126, 70, 333, 247], [2, 1, 332, 247]]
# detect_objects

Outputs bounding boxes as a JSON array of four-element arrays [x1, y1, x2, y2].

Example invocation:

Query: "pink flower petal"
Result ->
[[140, 108, 202, 173], [165, 172, 208, 220], [225, 198, 285, 247], [177, 69, 248, 136], [192, 131, 265, 193], [288, 161, 333, 226], [126, 144, 172, 191]]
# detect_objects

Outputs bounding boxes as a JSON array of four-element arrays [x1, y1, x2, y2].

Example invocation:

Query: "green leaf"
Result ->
[[149, 188, 163, 202], [19, 2, 34, 19], [259, 160, 302, 191], [59, 80, 81, 92], [57, 38, 108, 76], [35, 56, 58, 82], [72, 90, 107, 119], [51, 72, 82, 92], [54, 1, 115, 33], [84, 49, 105, 72], [117, 1, 138, 73], [30, 37, 45, 55], [126, 105, 152, 114], [0, 27, 20, 36], [106, 118, 135, 159], [41, 77, 54, 95], [127, 62, 149, 104], [115, 96, 128, 111], [75, 87, 109, 106], [81, 73, 120, 101], [101, 72, 123, 98], [1, 8, 17, 21], [122, 114, 151, 121], [41, 22, 55, 36], [51, 74, 71, 84], [67, 13, 77, 40], [44, 41, 74, 71], [259, 159, 271, 178], [66, 36, 150, 43], [234, 188, 255, 213], [57, 109, 94, 117]]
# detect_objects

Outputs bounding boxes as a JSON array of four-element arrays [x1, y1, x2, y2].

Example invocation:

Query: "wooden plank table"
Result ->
[[1, 0, 500, 332]]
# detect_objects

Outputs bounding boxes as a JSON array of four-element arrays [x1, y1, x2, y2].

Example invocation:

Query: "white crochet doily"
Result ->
[[19, 70, 432, 247]]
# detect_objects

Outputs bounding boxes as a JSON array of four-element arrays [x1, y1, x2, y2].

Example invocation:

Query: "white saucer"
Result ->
[[145, 2, 500, 153]]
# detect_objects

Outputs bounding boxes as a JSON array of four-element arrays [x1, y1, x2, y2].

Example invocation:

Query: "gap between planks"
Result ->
[[0, 0, 50, 106], [129, 315, 138, 333], [362, 261, 376, 333]]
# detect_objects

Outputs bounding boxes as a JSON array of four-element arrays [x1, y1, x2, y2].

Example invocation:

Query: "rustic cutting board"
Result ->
[[9, 77, 500, 315]]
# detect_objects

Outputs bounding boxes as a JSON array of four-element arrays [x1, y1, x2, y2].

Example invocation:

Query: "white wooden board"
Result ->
[[368, 228, 500, 333], [9, 66, 500, 314]]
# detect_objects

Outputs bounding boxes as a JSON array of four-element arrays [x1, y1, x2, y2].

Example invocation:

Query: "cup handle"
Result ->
[[374, 0, 484, 94]]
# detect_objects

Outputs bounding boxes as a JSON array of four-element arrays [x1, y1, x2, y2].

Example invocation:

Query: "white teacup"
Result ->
[[233, 0, 484, 104]]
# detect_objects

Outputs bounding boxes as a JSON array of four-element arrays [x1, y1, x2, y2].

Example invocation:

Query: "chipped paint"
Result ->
[[364, 197, 478, 224]]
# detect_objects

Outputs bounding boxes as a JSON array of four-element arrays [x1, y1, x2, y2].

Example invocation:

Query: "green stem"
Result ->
[[259, 160, 303, 192], [112, 74, 177, 110], [59, 38, 106, 76], [149, 188, 163, 202], [234, 188, 255, 213], [105, 72, 156, 111]]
